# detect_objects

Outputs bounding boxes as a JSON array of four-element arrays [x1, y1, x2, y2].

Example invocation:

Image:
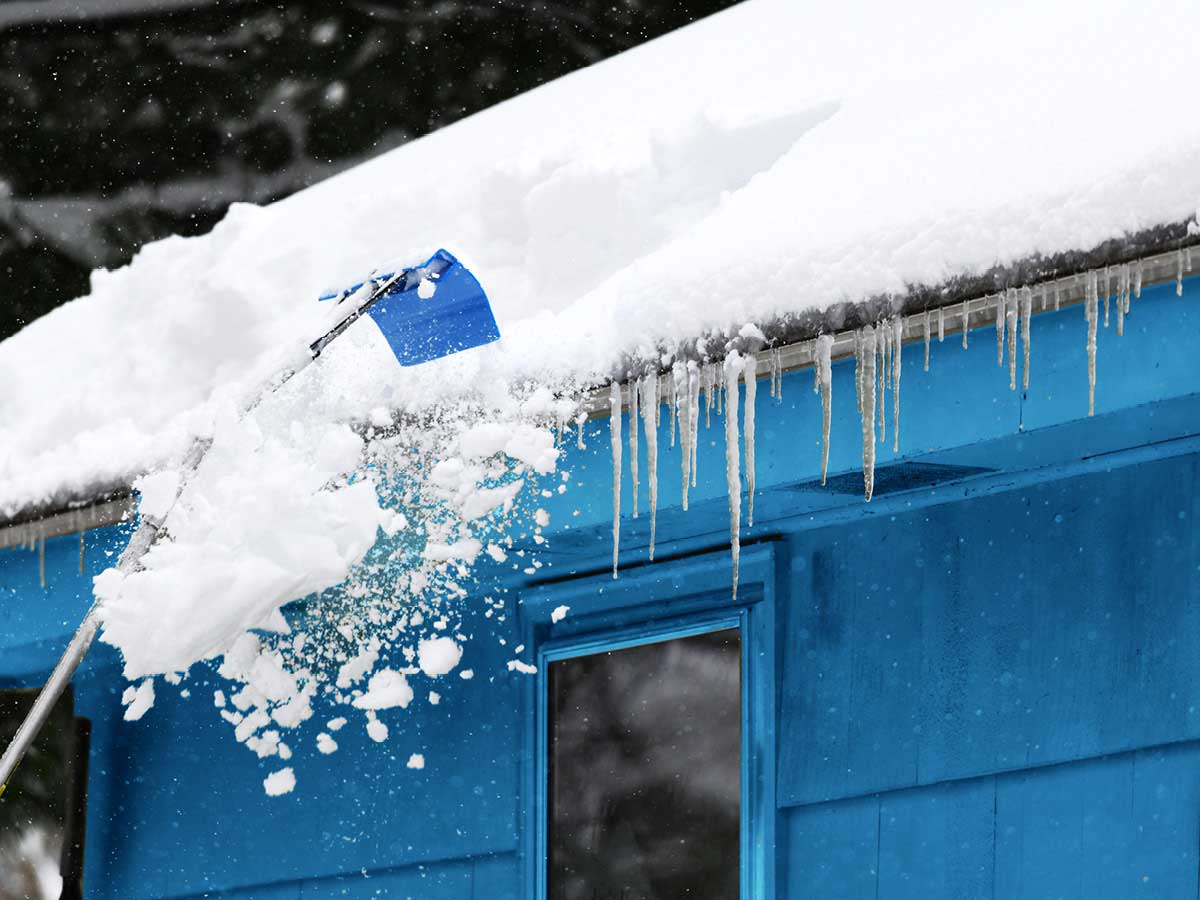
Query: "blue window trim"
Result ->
[[517, 542, 778, 900]]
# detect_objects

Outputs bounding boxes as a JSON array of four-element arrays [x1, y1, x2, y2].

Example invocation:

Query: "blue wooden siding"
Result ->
[[0, 275, 1197, 897]]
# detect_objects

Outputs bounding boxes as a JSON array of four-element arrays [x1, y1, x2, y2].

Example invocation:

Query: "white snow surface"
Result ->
[[1, 0, 1197, 520]]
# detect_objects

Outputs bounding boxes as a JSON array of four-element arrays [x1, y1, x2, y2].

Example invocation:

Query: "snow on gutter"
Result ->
[[4, 230, 1193, 551]]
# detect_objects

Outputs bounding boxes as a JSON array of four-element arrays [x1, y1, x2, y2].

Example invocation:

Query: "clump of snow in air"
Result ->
[[263, 768, 296, 797], [121, 679, 155, 721], [316, 733, 338, 755], [365, 715, 388, 743], [352, 669, 413, 710], [551, 605, 570, 623], [417, 637, 462, 677], [406, 753, 425, 770], [0, 0, 1197, 793]]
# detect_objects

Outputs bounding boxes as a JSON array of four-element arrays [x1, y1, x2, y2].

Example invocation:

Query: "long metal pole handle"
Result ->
[[0, 267, 397, 797]]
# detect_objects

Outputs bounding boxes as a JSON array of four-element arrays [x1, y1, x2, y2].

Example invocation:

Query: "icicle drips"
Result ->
[[876, 327, 887, 444], [1085, 271, 1099, 416], [995, 293, 1006, 367], [723, 352, 744, 597], [688, 363, 700, 490], [703, 363, 714, 428], [1177, 249, 1185, 297], [1020, 286, 1032, 392], [675, 362, 692, 512], [816, 334, 833, 485], [1103, 266, 1112, 327], [1006, 289, 1018, 391], [923, 311, 931, 372], [937, 306, 945, 342], [855, 327, 878, 501], [609, 382, 622, 579], [743, 354, 758, 528], [628, 376, 639, 519], [961, 300, 969, 349], [891, 317, 903, 452], [668, 369, 678, 449], [640, 372, 659, 559]]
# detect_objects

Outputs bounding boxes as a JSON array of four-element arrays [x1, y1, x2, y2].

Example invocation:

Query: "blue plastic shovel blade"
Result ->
[[353, 250, 500, 367]]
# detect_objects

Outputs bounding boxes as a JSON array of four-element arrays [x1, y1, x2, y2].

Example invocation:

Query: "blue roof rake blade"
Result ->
[[361, 249, 500, 366]]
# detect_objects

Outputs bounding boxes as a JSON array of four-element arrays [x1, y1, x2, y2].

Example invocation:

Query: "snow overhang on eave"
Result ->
[[0, 220, 1196, 543]]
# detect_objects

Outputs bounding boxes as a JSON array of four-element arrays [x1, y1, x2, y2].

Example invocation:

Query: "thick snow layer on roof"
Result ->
[[2, 0, 1199, 517]]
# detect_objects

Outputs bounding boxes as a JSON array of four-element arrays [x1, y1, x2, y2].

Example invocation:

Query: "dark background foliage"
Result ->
[[0, 0, 739, 341]]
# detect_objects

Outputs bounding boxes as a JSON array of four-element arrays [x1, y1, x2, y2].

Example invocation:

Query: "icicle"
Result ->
[[923, 311, 931, 372], [1177, 249, 1185, 297], [1054, 285, 1061, 311], [39, 534, 45, 588], [770, 350, 779, 399], [743, 354, 758, 528], [723, 352, 744, 597], [1020, 286, 1032, 391], [1134, 261, 1143, 299], [78, 530, 85, 575], [1086, 271, 1099, 416], [628, 377, 640, 519], [775, 349, 784, 400], [609, 382, 622, 579], [716, 371, 724, 416], [995, 292, 1006, 367], [816, 334, 833, 485], [937, 306, 945, 342], [813, 358, 820, 395], [1188, 245, 1194, 273], [703, 363, 714, 428], [1039, 287, 1047, 312], [961, 300, 969, 349], [576, 411, 586, 450], [640, 373, 659, 559], [1006, 289, 1018, 391], [668, 368, 678, 448], [676, 362, 692, 512], [1103, 266, 1111, 327], [688, 363, 701, 489], [854, 330, 864, 417], [856, 327, 878, 501], [891, 317, 903, 453], [1117, 264, 1128, 336], [876, 326, 887, 444]]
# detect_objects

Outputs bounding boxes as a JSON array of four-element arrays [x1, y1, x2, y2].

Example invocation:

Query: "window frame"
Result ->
[[518, 542, 778, 900]]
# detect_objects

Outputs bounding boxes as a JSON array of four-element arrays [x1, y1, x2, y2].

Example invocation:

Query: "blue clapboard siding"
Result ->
[[780, 449, 1200, 807], [786, 742, 1200, 900]]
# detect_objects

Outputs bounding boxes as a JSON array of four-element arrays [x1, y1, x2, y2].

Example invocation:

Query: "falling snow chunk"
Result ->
[[418, 636, 462, 676], [551, 605, 570, 623], [609, 381, 622, 579], [327, 717, 347, 732], [316, 732, 338, 755], [407, 753, 425, 770], [507, 659, 538, 674], [263, 767, 296, 797], [366, 715, 388, 743], [352, 668, 413, 710], [121, 678, 155, 721], [723, 352, 743, 597]]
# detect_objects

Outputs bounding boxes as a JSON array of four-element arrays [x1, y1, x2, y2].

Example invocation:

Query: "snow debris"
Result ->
[[428, 691, 440, 705], [263, 768, 296, 797], [316, 732, 338, 755], [326, 717, 347, 732], [507, 659, 538, 675], [365, 713, 388, 743], [406, 753, 425, 770], [121, 678, 155, 722], [551, 605, 570, 624], [417, 637, 462, 677], [352, 669, 413, 711]]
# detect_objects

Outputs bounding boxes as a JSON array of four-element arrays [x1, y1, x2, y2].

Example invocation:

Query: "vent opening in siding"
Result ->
[[789, 462, 995, 497]]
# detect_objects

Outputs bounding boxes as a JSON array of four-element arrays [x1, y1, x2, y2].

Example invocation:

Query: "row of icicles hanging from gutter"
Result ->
[[583, 250, 1190, 596]]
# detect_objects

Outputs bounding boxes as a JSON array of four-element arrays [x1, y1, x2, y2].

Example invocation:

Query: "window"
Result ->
[[547, 628, 741, 900], [523, 544, 777, 900]]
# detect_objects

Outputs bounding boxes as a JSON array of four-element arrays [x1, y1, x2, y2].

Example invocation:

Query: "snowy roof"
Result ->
[[2, 0, 1199, 522]]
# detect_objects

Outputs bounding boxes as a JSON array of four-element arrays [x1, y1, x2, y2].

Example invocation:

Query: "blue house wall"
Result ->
[[2, 273, 1198, 898]]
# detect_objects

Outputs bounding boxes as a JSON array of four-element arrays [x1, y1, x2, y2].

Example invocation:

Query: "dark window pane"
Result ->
[[548, 628, 741, 900]]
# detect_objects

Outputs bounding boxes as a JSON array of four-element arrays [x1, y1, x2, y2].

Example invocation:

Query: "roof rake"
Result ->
[[0, 249, 500, 797]]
